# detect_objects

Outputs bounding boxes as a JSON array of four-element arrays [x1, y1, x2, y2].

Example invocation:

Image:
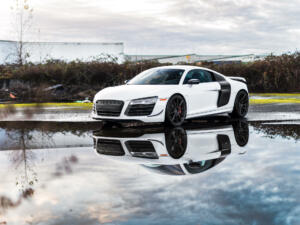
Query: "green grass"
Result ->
[[250, 98, 300, 104], [0, 102, 93, 109], [250, 93, 300, 104], [1, 93, 300, 109]]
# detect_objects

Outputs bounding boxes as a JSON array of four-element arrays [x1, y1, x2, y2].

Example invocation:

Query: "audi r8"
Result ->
[[92, 65, 249, 126]]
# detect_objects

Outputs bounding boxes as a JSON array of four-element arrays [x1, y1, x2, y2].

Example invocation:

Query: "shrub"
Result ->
[[0, 52, 299, 93], [201, 53, 300, 92]]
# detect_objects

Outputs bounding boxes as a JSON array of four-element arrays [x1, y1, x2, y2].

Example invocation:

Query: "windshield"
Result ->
[[128, 68, 185, 85]]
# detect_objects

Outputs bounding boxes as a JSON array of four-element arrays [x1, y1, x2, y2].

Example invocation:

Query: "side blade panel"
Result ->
[[217, 81, 231, 107]]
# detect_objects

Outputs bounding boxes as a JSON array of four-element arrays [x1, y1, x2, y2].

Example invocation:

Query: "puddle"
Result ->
[[0, 120, 299, 225]]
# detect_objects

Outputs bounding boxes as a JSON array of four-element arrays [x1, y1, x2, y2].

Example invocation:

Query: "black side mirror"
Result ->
[[124, 80, 129, 84], [187, 79, 200, 85]]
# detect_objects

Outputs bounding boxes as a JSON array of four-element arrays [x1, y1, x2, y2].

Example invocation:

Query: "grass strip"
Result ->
[[250, 98, 300, 104], [0, 102, 93, 109], [1, 96, 300, 109]]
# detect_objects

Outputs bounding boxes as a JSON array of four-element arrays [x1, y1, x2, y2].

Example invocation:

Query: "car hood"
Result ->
[[95, 85, 176, 101]]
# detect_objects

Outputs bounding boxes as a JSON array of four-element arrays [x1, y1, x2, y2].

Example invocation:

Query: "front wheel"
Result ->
[[230, 90, 249, 118], [165, 127, 187, 159], [165, 94, 187, 127]]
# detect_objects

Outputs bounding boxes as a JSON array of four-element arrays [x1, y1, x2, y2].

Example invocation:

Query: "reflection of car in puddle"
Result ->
[[93, 120, 249, 175]]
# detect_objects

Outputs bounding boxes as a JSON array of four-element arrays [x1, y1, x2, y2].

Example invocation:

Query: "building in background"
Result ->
[[0, 40, 124, 64], [124, 53, 267, 64], [124, 54, 267, 64], [0, 40, 266, 65]]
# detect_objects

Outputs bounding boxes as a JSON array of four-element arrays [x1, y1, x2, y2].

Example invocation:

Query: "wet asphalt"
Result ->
[[0, 103, 300, 122], [0, 103, 299, 225]]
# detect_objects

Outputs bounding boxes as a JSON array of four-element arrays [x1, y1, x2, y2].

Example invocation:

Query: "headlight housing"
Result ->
[[129, 96, 158, 105]]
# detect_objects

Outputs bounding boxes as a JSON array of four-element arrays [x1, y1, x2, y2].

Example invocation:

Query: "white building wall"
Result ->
[[125, 54, 266, 64], [0, 40, 124, 64]]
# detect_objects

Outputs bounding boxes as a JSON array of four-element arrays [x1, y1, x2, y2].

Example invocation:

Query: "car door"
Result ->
[[182, 69, 220, 116]]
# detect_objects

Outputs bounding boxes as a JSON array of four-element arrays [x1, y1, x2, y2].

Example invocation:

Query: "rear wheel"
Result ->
[[165, 95, 187, 127], [230, 90, 249, 118], [232, 119, 249, 147]]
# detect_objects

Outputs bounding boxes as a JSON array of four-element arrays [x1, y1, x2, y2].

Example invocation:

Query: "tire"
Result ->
[[232, 119, 249, 147], [165, 94, 187, 127], [230, 90, 249, 118], [165, 127, 187, 159]]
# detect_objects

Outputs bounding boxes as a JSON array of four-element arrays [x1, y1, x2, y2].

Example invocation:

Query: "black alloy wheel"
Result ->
[[165, 127, 187, 159], [232, 119, 249, 147], [231, 90, 249, 118], [165, 95, 187, 127]]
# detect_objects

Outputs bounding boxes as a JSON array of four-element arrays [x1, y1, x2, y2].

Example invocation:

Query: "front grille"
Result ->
[[125, 104, 155, 116], [96, 139, 125, 156], [125, 140, 158, 159], [126, 140, 155, 152], [96, 100, 124, 117]]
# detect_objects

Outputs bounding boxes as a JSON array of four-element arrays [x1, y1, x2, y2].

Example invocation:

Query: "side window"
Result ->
[[201, 70, 214, 82], [183, 69, 214, 84], [214, 73, 226, 81], [183, 70, 200, 84]]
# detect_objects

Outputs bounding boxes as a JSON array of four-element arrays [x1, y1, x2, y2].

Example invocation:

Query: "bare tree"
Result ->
[[10, 0, 34, 65], [6, 128, 38, 192]]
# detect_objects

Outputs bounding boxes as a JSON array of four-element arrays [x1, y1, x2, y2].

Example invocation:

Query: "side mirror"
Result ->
[[124, 80, 128, 84], [187, 79, 200, 85]]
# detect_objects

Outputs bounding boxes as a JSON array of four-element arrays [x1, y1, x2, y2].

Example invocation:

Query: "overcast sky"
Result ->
[[0, 0, 299, 55]]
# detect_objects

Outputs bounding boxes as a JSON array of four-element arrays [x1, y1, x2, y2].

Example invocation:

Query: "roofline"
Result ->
[[146, 65, 227, 76], [149, 65, 213, 70]]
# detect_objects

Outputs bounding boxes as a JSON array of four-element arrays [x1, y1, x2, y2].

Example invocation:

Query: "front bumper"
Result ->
[[91, 99, 166, 123]]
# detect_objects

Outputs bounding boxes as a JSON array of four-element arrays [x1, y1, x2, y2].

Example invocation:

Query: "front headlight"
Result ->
[[129, 96, 158, 105]]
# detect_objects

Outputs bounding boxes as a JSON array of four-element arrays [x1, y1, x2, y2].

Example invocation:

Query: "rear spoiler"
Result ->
[[228, 76, 247, 84]]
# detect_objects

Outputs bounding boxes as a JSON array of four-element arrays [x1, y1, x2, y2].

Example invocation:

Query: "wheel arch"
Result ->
[[232, 87, 248, 100], [230, 89, 249, 117], [232, 89, 248, 108], [164, 93, 187, 124], [236, 89, 249, 97], [239, 88, 249, 93], [165, 93, 187, 111], [168, 93, 187, 102]]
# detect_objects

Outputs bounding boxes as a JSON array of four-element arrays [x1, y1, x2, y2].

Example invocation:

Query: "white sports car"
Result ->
[[92, 65, 249, 126]]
